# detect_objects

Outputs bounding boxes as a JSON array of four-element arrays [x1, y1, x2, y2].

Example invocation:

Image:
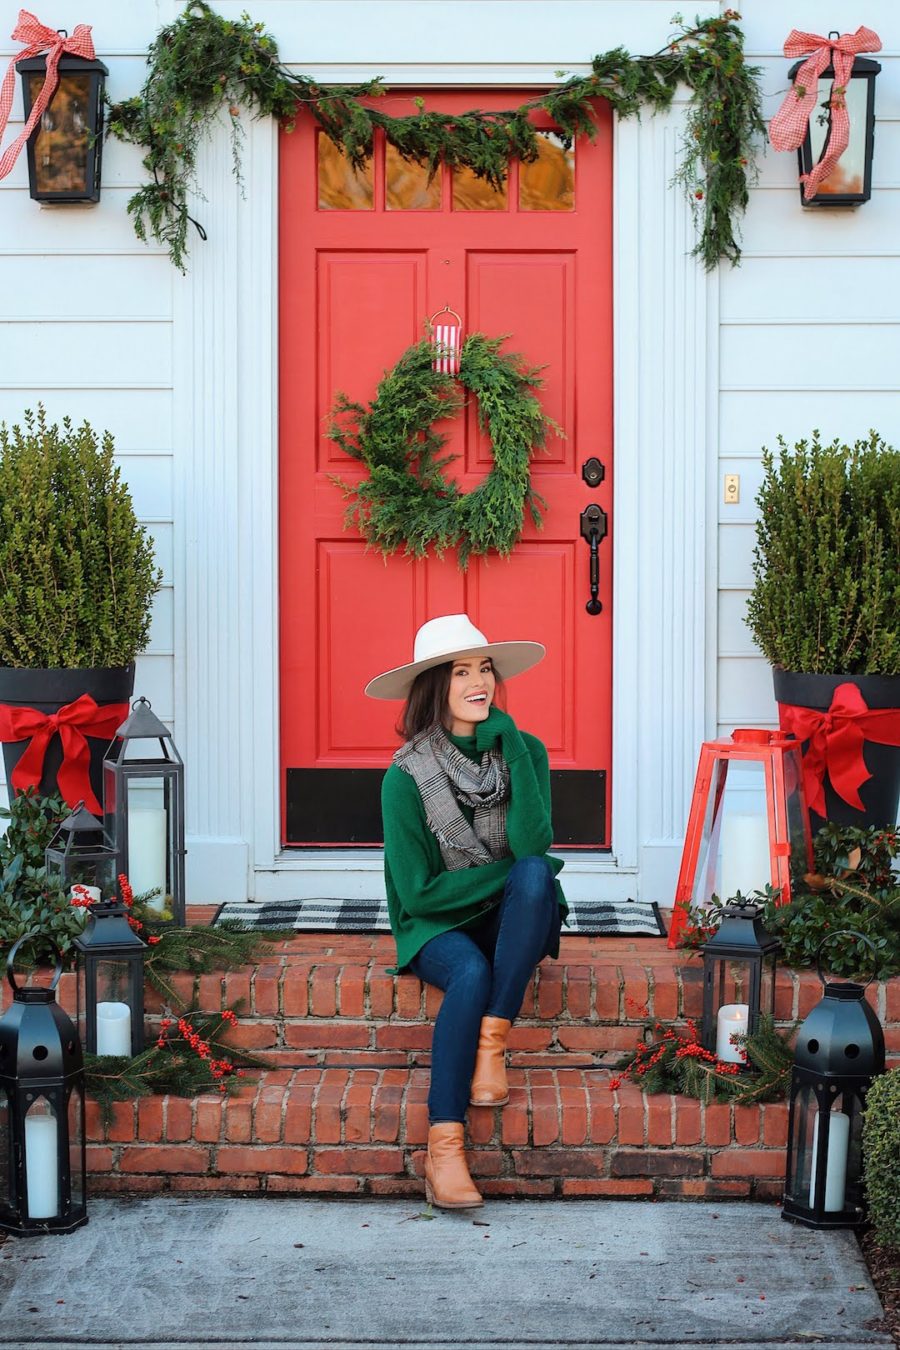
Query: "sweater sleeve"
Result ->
[[476, 708, 554, 859], [381, 765, 511, 921]]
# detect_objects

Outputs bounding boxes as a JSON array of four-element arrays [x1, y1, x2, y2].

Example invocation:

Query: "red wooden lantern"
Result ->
[[668, 730, 814, 948]]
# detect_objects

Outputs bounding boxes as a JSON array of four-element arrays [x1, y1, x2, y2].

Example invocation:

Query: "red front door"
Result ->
[[279, 92, 613, 847]]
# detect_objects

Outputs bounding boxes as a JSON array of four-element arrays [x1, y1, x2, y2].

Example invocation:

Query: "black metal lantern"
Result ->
[[103, 698, 186, 926], [700, 902, 781, 1067], [16, 48, 108, 203], [0, 934, 87, 1235], [788, 49, 880, 206], [74, 902, 146, 1058], [45, 803, 117, 903], [783, 933, 885, 1229]]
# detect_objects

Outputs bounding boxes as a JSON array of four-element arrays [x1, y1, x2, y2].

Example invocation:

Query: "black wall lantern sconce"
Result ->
[[0, 934, 87, 1235], [782, 933, 885, 1229], [770, 27, 882, 208]]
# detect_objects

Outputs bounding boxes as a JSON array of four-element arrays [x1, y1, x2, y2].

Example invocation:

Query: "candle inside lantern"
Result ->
[[717, 813, 770, 902], [127, 806, 167, 912], [809, 1110, 850, 1212], [715, 1003, 749, 1063], [96, 1001, 132, 1056], [24, 1108, 59, 1219]]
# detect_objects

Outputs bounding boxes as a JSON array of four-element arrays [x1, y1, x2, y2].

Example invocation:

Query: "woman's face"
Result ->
[[445, 652, 496, 737]]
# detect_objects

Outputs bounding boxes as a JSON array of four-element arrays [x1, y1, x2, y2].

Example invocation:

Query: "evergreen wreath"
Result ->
[[106, 2, 765, 271], [328, 333, 557, 566]]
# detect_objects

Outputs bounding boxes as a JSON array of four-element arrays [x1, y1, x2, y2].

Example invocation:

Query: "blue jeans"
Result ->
[[409, 856, 561, 1124]]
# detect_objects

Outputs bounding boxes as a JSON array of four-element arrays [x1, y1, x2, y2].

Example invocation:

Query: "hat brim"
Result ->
[[364, 640, 545, 701]]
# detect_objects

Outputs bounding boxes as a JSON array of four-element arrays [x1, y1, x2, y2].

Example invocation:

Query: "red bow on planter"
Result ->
[[769, 26, 882, 200], [0, 693, 129, 813], [777, 682, 900, 817], [0, 9, 96, 181]]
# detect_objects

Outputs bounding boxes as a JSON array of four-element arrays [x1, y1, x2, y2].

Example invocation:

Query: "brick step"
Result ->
[[85, 1065, 790, 1201]]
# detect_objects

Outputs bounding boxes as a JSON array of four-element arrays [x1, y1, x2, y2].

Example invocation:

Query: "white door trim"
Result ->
[[173, 78, 717, 908]]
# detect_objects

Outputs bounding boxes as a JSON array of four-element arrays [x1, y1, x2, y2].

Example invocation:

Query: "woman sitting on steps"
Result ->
[[365, 614, 567, 1209]]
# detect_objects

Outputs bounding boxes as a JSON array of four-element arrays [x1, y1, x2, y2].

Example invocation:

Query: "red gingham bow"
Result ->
[[769, 27, 882, 200], [0, 10, 96, 181]]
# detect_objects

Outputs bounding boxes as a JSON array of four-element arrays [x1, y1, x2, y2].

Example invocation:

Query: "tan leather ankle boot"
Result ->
[[469, 1015, 512, 1107], [424, 1122, 483, 1209]]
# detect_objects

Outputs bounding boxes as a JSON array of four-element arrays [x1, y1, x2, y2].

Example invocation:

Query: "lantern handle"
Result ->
[[815, 930, 879, 990], [6, 931, 64, 995]]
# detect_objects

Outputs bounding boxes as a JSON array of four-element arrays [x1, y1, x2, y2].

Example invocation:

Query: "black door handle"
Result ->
[[580, 503, 608, 616]]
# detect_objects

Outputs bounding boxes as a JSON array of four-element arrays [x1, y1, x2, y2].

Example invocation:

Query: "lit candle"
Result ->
[[96, 1000, 132, 1056], [127, 806, 167, 912], [715, 1003, 749, 1063], [809, 1110, 850, 1212], [718, 813, 770, 902], [25, 1109, 59, 1219]]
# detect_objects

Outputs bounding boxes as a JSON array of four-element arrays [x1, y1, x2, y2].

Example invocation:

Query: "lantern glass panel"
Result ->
[[24, 1095, 59, 1220], [782, 749, 809, 877], [807, 79, 868, 197], [126, 776, 172, 913], [26, 71, 91, 195], [0, 1090, 8, 1213], [84, 959, 138, 1056], [67, 1085, 84, 1213], [697, 761, 770, 905], [788, 1082, 817, 1206]]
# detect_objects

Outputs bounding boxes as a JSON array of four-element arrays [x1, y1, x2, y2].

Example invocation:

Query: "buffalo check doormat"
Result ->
[[213, 897, 667, 938]]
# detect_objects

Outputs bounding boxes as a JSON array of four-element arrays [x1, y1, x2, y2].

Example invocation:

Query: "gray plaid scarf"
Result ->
[[393, 723, 510, 871]]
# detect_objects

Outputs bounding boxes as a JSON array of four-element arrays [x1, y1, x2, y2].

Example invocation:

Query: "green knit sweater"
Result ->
[[381, 706, 567, 972]]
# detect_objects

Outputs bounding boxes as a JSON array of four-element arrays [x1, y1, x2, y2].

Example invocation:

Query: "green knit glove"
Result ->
[[475, 706, 527, 762]]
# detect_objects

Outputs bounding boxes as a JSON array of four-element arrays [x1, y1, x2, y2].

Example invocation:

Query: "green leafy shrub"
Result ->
[[0, 789, 83, 964], [0, 407, 162, 667], [863, 1069, 900, 1249], [678, 825, 900, 980], [746, 431, 900, 675]]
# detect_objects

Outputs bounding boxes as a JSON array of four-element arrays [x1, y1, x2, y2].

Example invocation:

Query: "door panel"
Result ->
[[280, 93, 613, 847]]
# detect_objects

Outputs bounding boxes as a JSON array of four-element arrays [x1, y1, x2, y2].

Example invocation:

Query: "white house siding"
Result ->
[[0, 1, 896, 903]]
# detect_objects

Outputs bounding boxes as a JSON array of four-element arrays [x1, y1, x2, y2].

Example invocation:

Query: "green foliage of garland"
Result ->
[[746, 432, 900, 676], [863, 1069, 900, 1249], [328, 334, 556, 566], [0, 408, 162, 669], [107, 2, 764, 271]]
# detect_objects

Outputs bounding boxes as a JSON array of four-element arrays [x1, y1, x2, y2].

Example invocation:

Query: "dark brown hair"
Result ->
[[397, 659, 506, 742]]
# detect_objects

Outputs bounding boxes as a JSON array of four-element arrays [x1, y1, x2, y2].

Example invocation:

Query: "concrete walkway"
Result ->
[[0, 1198, 890, 1350]]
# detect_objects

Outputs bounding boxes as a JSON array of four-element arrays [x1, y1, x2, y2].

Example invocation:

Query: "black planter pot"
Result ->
[[0, 665, 135, 811], [773, 669, 900, 832]]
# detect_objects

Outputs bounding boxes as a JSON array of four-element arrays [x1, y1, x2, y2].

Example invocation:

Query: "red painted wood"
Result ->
[[279, 92, 613, 845]]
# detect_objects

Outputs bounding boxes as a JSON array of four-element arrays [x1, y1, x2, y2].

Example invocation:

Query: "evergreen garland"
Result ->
[[328, 333, 556, 565], [107, 2, 764, 271], [611, 1014, 795, 1105]]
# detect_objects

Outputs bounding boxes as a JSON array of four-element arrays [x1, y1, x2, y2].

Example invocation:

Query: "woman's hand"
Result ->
[[475, 706, 527, 762]]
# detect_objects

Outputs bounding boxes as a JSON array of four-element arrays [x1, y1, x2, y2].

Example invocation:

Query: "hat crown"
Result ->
[[413, 614, 488, 664]]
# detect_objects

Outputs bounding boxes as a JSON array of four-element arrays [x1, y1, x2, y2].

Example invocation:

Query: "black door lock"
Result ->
[[581, 457, 605, 488]]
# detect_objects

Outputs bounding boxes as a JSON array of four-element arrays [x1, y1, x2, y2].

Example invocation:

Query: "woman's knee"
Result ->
[[507, 855, 554, 900]]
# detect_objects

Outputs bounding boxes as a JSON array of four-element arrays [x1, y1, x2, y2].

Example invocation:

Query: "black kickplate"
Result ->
[[285, 768, 607, 847]]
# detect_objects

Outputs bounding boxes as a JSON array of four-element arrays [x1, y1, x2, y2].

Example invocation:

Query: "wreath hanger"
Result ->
[[429, 304, 463, 375]]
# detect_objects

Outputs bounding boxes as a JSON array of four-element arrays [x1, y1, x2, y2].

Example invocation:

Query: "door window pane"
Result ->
[[520, 132, 575, 211], [318, 135, 373, 210], [452, 165, 507, 211], [386, 143, 441, 210]]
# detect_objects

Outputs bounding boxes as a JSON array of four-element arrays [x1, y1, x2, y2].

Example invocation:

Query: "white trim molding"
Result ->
[[173, 82, 716, 910]]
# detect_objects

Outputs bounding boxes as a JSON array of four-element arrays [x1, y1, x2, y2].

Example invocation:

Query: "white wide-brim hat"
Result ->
[[364, 614, 545, 701]]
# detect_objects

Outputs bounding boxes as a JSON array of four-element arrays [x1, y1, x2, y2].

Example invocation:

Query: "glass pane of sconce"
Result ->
[[807, 81, 867, 196], [385, 142, 441, 209], [452, 164, 508, 211], [519, 131, 575, 211], [27, 72, 90, 195], [317, 134, 373, 209]]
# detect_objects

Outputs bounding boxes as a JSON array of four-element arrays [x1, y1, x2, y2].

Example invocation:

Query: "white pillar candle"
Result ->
[[96, 1001, 132, 1056], [809, 1110, 850, 1212], [715, 1003, 749, 1063], [127, 806, 168, 911], [718, 813, 771, 902], [24, 1112, 59, 1219]]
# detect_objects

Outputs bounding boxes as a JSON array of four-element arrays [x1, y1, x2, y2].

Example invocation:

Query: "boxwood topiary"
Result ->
[[746, 431, 900, 676], [0, 407, 162, 668], [863, 1068, 900, 1249]]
